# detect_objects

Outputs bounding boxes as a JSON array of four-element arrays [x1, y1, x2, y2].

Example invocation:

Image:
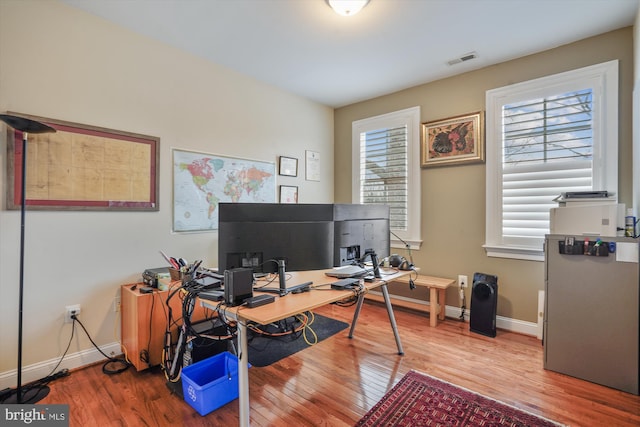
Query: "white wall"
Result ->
[[0, 0, 334, 385]]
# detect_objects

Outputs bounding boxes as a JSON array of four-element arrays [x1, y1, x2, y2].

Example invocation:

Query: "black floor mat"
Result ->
[[246, 313, 349, 367]]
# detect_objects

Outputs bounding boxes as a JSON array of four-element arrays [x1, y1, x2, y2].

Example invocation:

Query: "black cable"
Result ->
[[408, 268, 418, 290], [162, 281, 188, 378], [71, 315, 130, 375], [184, 288, 237, 341], [161, 282, 237, 382], [162, 283, 186, 380], [0, 321, 75, 403], [246, 312, 309, 344], [331, 284, 364, 307], [46, 319, 75, 379], [140, 288, 157, 367]]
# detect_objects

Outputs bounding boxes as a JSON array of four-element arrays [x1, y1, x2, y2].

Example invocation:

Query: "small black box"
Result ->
[[331, 278, 360, 290], [224, 267, 253, 306], [142, 267, 170, 288], [245, 294, 275, 308], [184, 318, 232, 368]]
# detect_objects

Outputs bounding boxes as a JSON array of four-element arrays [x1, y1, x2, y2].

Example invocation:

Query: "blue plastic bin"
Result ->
[[181, 351, 247, 416]]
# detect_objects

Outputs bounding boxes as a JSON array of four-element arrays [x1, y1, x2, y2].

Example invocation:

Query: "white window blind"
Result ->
[[502, 89, 593, 243], [358, 125, 408, 230], [352, 106, 421, 249], [485, 60, 618, 260]]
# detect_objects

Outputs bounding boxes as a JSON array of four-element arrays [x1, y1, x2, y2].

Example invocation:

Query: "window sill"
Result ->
[[483, 244, 544, 262]]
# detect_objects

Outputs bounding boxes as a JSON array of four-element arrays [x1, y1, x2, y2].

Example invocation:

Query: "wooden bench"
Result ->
[[366, 274, 456, 327]]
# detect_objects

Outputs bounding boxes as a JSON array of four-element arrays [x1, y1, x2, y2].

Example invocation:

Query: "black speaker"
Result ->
[[470, 272, 498, 337]]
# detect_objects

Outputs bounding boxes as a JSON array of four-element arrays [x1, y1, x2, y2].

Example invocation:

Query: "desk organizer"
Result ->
[[168, 267, 183, 281], [558, 239, 609, 256], [181, 351, 247, 416]]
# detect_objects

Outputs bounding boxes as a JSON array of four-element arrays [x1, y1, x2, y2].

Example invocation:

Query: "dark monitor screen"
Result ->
[[332, 203, 390, 266], [334, 218, 390, 266], [219, 221, 334, 273], [217, 203, 390, 273]]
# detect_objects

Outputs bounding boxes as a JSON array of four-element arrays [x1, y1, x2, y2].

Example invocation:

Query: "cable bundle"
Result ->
[[161, 278, 237, 382], [247, 311, 318, 346]]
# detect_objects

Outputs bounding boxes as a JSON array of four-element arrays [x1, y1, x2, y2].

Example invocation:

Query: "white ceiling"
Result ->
[[60, 0, 639, 108]]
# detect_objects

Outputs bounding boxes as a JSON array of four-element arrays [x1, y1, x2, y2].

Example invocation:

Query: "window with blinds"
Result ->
[[485, 60, 618, 260], [502, 89, 593, 243], [358, 126, 408, 230], [352, 106, 421, 248]]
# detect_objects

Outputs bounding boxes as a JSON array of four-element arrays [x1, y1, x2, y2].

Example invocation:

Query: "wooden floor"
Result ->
[[41, 301, 639, 426]]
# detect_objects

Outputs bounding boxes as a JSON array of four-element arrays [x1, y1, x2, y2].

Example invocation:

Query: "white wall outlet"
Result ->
[[65, 304, 81, 323], [458, 274, 468, 288]]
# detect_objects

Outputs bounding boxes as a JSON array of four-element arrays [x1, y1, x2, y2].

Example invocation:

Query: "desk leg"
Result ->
[[238, 321, 250, 427], [348, 293, 365, 338], [380, 284, 404, 355]]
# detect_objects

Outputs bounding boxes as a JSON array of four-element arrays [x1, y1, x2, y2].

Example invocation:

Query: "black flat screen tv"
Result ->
[[217, 203, 390, 273]]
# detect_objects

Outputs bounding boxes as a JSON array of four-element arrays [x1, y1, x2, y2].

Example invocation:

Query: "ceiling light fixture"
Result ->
[[326, 0, 370, 16]]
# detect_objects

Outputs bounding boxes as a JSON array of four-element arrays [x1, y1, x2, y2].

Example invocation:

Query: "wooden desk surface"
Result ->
[[211, 268, 410, 325]]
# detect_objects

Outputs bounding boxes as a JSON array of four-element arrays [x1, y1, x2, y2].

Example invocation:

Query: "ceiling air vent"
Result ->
[[447, 51, 478, 66]]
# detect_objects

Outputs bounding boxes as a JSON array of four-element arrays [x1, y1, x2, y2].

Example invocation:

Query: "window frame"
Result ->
[[485, 60, 619, 261], [352, 106, 422, 249]]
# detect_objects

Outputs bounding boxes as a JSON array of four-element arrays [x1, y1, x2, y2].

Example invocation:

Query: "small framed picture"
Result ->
[[305, 150, 320, 181], [279, 156, 298, 177], [280, 185, 298, 204]]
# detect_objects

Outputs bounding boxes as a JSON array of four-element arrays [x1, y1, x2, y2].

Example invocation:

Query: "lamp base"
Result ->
[[1, 385, 50, 404]]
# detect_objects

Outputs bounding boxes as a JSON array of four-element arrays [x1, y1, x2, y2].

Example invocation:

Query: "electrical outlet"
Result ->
[[65, 304, 81, 323], [114, 297, 121, 313], [458, 274, 468, 288]]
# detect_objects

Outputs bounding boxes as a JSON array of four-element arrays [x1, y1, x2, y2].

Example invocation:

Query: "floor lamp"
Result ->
[[0, 114, 56, 404]]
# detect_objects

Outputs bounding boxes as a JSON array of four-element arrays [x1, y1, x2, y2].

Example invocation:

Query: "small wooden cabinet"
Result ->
[[121, 283, 208, 371]]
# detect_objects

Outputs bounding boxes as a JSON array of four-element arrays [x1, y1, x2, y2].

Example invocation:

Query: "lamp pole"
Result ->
[[0, 114, 56, 404]]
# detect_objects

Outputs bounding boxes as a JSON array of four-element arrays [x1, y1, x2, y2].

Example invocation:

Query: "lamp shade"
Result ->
[[0, 114, 56, 134], [326, 0, 370, 16]]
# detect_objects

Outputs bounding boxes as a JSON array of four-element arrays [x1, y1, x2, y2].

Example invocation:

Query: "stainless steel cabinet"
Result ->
[[544, 235, 639, 394]]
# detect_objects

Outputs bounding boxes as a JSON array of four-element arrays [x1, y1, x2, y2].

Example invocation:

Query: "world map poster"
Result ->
[[172, 149, 276, 231]]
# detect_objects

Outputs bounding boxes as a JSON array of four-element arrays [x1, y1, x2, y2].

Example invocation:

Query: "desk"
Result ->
[[201, 268, 409, 427]]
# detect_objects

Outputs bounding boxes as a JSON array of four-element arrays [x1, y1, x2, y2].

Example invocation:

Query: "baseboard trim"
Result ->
[[0, 342, 121, 390], [366, 291, 539, 337]]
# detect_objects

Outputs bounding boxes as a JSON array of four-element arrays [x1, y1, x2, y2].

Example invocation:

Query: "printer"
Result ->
[[549, 193, 624, 237]]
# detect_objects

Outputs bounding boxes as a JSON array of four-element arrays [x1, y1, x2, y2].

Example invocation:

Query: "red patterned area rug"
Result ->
[[355, 370, 564, 427]]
